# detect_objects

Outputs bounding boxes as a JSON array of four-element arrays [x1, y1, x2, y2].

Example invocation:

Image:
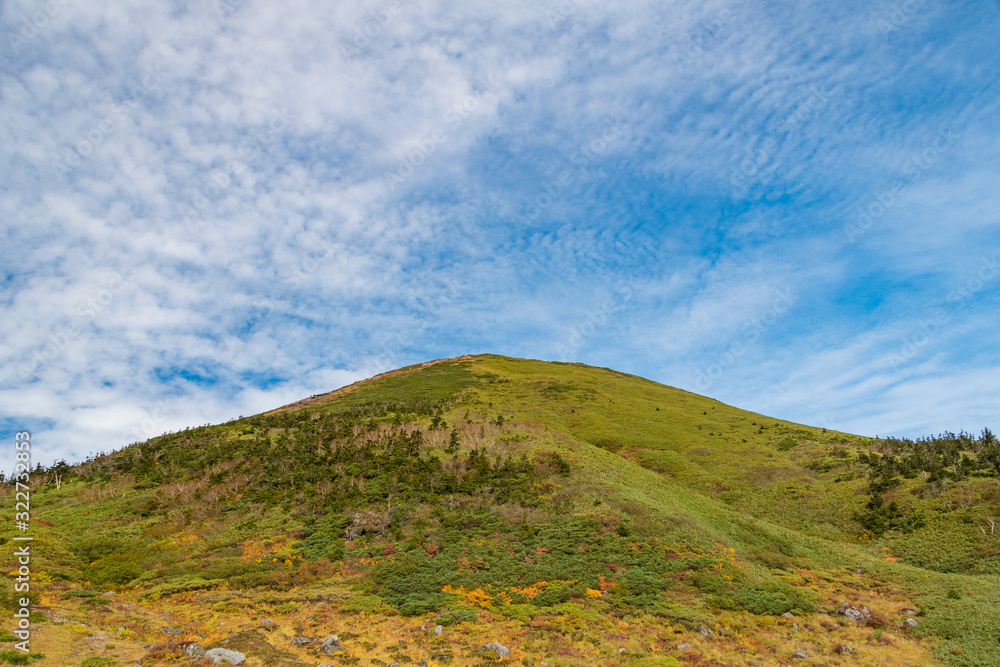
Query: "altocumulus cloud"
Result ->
[[1, 0, 999, 468]]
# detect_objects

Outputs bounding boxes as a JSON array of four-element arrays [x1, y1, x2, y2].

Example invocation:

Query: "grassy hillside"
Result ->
[[3, 355, 999, 666]]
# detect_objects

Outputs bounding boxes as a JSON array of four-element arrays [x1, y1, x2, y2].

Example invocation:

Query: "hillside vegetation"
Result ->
[[3, 355, 999, 666]]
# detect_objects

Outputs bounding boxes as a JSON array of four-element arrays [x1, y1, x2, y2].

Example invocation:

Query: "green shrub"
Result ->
[[0, 588, 39, 612], [86, 553, 143, 587], [295, 514, 350, 561], [60, 590, 97, 599], [0, 651, 43, 665], [690, 571, 730, 595], [80, 658, 115, 667], [0, 650, 30, 665], [81, 597, 111, 606], [340, 595, 383, 613], [736, 581, 816, 615], [437, 609, 477, 626], [649, 602, 714, 629], [499, 604, 536, 622]]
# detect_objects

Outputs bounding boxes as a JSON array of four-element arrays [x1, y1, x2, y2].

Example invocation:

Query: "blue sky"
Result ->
[[2, 0, 999, 468]]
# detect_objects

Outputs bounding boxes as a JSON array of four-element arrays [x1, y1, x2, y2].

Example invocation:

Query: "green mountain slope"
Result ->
[[4, 355, 999, 666]]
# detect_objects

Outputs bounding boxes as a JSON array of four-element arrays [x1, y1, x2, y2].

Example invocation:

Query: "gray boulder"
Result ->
[[290, 636, 311, 645], [791, 651, 808, 659], [204, 648, 247, 665], [260, 618, 275, 626], [320, 635, 340, 648], [905, 618, 918, 628], [677, 643, 692, 650], [434, 624, 443, 635], [836, 645, 855, 654], [180, 642, 206, 657], [838, 603, 871, 623], [480, 642, 511, 658]]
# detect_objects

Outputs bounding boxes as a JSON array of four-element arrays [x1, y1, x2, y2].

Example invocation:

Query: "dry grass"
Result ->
[[25, 566, 944, 667]]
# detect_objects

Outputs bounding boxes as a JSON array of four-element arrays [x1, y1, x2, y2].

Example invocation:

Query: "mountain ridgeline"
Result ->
[[4, 355, 1000, 666]]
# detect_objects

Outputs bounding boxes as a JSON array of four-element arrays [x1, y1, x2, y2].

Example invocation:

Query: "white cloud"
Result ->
[[2, 0, 998, 468]]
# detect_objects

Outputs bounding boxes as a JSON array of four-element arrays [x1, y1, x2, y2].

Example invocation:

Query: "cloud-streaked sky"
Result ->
[[3, 0, 999, 467]]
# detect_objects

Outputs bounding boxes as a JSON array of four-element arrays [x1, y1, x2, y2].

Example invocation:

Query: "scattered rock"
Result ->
[[161, 627, 183, 636], [782, 612, 795, 619], [291, 636, 311, 645], [345, 510, 390, 540], [421, 625, 427, 631], [204, 648, 247, 665], [836, 645, 855, 654], [905, 618, 918, 628], [322, 646, 347, 656], [837, 603, 871, 623], [320, 635, 341, 649], [855, 568, 864, 575], [434, 625, 443, 635], [180, 642, 206, 658], [116, 627, 125, 632], [318, 664, 333, 667], [481, 642, 511, 658], [699, 625, 714, 637], [791, 651, 809, 659], [390, 663, 401, 667], [102, 591, 116, 597], [418, 662, 428, 667], [792, 623, 799, 631], [677, 643, 692, 650], [900, 607, 917, 615], [260, 619, 275, 626], [618, 648, 626, 653]]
